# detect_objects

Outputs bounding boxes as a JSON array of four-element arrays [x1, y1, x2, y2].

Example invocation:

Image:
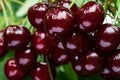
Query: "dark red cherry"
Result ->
[[30, 62, 50, 80], [31, 30, 54, 54], [109, 50, 120, 77], [95, 24, 120, 52], [77, 1, 104, 32], [55, 0, 78, 15], [28, 3, 48, 30], [71, 49, 103, 76], [50, 48, 70, 65], [15, 47, 37, 71], [45, 7, 75, 37], [101, 66, 120, 80], [4, 58, 25, 80], [0, 30, 8, 57], [65, 31, 91, 54], [3, 25, 31, 50]]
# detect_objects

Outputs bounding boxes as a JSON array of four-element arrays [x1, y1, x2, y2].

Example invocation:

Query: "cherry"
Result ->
[[95, 24, 120, 52], [0, 30, 8, 57], [31, 30, 54, 54], [65, 31, 91, 54], [4, 58, 25, 80], [3, 25, 31, 50], [45, 7, 75, 38], [28, 3, 48, 30], [71, 49, 103, 76], [30, 62, 50, 80], [109, 50, 120, 77], [77, 1, 104, 32], [15, 47, 37, 71], [54, 0, 78, 15], [50, 48, 70, 65], [101, 66, 120, 80]]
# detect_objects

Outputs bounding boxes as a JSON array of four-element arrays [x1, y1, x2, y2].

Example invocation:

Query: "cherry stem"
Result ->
[[22, 17, 28, 26], [4, 0, 14, 21], [0, 0, 9, 26], [68, 0, 75, 9], [45, 56, 54, 80], [113, 5, 120, 25], [103, 0, 108, 12], [9, 0, 24, 5]]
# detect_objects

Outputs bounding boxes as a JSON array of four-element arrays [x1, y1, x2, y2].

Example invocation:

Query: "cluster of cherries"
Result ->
[[1, 0, 120, 80]]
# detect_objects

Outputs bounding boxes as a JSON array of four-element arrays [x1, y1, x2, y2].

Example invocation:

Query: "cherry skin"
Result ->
[[31, 30, 54, 54], [15, 47, 37, 71], [109, 50, 120, 77], [101, 65, 120, 80], [95, 24, 120, 52], [45, 7, 75, 38], [71, 49, 103, 76], [30, 62, 50, 80], [54, 0, 78, 15], [50, 48, 70, 65], [3, 25, 31, 50], [65, 31, 91, 54], [28, 3, 48, 30], [4, 58, 25, 80], [0, 30, 8, 57], [77, 1, 104, 32]]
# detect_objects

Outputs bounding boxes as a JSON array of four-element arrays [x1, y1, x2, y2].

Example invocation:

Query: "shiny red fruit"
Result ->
[[31, 30, 54, 54], [55, 0, 78, 15], [71, 49, 103, 76], [45, 7, 75, 37], [77, 1, 104, 32], [109, 50, 120, 77], [0, 30, 8, 57], [15, 47, 37, 71], [95, 24, 120, 52], [4, 58, 25, 80], [101, 66, 120, 80], [28, 3, 48, 30], [3, 25, 31, 50], [51, 48, 70, 65], [30, 62, 50, 80], [65, 31, 91, 54]]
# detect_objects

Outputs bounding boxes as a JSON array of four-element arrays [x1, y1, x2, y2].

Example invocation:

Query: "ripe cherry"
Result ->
[[0, 30, 8, 57], [77, 1, 104, 32], [28, 3, 48, 30], [15, 47, 37, 71], [71, 49, 103, 76], [50, 48, 70, 65], [45, 7, 75, 38], [109, 50, 120, 77], [95, 24, 120, 52], [4, 58, 25, 80], [3, 25, 31, 50], [30, 62, 50, 80], [65, 31, 91, 54], [31, 30, 54, 54]]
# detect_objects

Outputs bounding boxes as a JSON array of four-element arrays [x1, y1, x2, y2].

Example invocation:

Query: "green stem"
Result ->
[[103, 0, 108, 12], [68, 0, 75, 9], [45, 56, 54, 80], [9, 0, 24, 5], [0, 0, 9, 26], [4, 0, 14, 20], [113, 5, 120, 25], [22, 17, 28, 26]]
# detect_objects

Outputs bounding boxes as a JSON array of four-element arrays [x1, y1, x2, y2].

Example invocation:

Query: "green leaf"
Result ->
[[16, 0, 39, 17]]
